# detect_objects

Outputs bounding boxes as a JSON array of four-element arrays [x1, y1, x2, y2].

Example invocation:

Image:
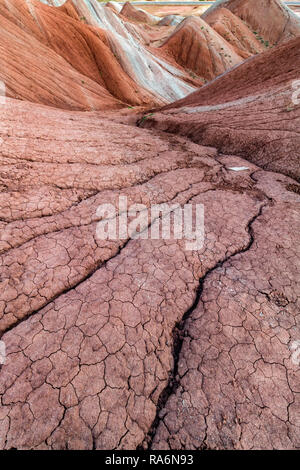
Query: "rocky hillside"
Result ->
[[0, 0, 299, 451]]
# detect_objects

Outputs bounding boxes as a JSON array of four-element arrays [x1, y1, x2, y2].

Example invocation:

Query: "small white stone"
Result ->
[[228, 167, 250, 171]]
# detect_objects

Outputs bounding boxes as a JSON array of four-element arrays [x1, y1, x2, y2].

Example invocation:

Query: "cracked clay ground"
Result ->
[[0, 98, 299, 449]]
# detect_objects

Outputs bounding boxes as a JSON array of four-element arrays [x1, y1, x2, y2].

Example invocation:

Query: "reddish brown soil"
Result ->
[[151, 174, 300, 449], [0, 6, 122, 110], [0, 0, 299, 451], [203, 0, 300, 44], [0, 0, 280, 110], [0, 0, 157, 107], [0, 94, 299, 449], [120, 1, 159, 25], [161, 16, 246, 81], [141, 37, 300, 181], [204, 7, 265, 56]]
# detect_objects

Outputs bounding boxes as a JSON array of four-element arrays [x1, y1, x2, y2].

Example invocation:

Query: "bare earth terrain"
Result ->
[[0, 0, 299, 450]]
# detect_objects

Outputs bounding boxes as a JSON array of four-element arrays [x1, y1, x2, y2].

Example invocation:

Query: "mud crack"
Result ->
[[138, 201, 269, 449]]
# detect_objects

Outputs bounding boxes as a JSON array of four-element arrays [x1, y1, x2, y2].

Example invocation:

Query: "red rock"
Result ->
[[151, 169, 300, 449], [0, 0, 299, 452], [0, 0, 198, 108], [0, 0, 159, 107], [141, 37, 300, 180], [0, 3, 123, 110], [61, 0, 197, 102], [204, 7, 265, 57], [120, 1, 160, 25], [158, 15, 184, 27], [105, 2, 122, 14], [203, 0, 300, 45], [161, 16, 247, 81]]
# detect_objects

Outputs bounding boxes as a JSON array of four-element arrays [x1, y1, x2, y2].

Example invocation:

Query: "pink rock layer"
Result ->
[[0, 0, 299, 451], [141, 37, 300, 181], [0, 93, 299, 449]]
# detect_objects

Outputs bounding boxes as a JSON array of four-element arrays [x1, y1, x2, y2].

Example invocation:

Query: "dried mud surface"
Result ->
[[0, 97, 299, 449], [0, 0, 299, 451], [141, 37, 300, 181]]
